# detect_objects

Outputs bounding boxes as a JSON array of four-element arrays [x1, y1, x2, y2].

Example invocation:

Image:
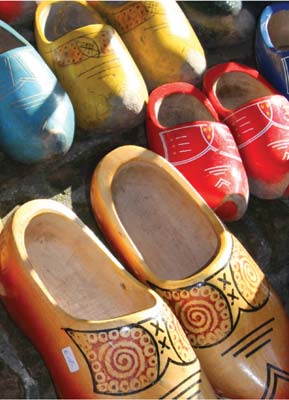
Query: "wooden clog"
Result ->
[[90, 145, 289, 399], [0, 20, 74, 164], [203, 62, 289, 199], [0, 1, 36, 24], [256, 2, 289, 100], [35, 0, 148, 132], [91, 0, 206, 91], [146, 82, 249, 221], [0, 199, 216, 399]]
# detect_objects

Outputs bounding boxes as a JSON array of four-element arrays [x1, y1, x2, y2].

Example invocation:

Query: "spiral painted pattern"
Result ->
[[67, 325, 159, 395], [230, 236, 269, 307], [164, 303, 194, 363], [167, 284, 232, 348]]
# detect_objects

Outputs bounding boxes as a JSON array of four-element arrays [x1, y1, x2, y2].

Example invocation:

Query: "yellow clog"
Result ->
[[0, 199, 216, 399], [90, 145, 289, 399], [92, 0, 206, 91], [35, 0, 148, 132]]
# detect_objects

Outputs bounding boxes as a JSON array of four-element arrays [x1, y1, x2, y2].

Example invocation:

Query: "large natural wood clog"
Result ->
[[35, 0, 148, 132], [90, 145, 289, 399], [0, 199, 215, 399], [91, 0, 206, 91], [203, 62, 289, 199]]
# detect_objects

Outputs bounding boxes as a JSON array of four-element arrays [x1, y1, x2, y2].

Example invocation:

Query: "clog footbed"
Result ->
[[0, 199, 216, 399], [256, 2, 289, 100], [35, 0, 148, 132], [146, 82, 249, 222], [0, 20, 74, 164], [91, 0, 206, 91], [203, 62, 289, 199], [90, 145, 289, 399]]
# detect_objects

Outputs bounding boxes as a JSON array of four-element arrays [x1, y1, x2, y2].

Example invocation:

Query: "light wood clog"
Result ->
[[35, 0, 148, 132], [92, 0, 206, 91], [90, 145, 289, 399], [0, 199, 215, 399]]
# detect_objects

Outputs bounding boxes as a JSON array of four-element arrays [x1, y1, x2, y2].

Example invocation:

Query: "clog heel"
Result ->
[[146, 82, 249, 221], [91, 0, 206, 91], [0, 20, 74, 164], [0, 199, 216, 399], [35, 0, 148, 132], [90, 145, 289, 399], [203, 62, 289, 199]]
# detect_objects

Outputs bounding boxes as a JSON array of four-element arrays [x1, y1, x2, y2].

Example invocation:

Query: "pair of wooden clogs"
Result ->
[[34, 0, 206, 130], [0, 145, 289, 399], [146, 62, 289, 222]]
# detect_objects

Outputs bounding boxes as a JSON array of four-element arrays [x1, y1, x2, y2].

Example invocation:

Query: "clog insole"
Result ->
[[0, 27, 23, 54], [214, 71, 272, 110], [44, 2, 102, 41], [25, 213, 155, 320], [112, 161, 219, 281], [268, 10, 289, 51], [156, 93, 216, 128]]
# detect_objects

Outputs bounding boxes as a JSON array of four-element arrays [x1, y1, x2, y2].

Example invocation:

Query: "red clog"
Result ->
[[203, 62, 289, 199], [146, 82, 249, 221], [0, 1, 36, 24]]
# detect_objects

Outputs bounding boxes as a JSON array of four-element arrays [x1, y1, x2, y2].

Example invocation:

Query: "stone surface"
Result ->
[[0, 1, 288, 399]]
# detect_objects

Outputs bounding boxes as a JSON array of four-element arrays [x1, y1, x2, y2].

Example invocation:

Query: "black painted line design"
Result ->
[[270, 373, 289, 399], [187, 389, 201, 399], [221, 317, 274, 356], [160, 371, 200, 399], [174, 379, 202, 399], [233, 328, 273, 357], [261, 363, 289, 399], [245, 339, 271, 358]]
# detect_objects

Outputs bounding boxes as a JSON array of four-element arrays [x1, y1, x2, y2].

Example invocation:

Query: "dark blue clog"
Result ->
[[0, 20, 75, 164], [256, 2, 289, 99]]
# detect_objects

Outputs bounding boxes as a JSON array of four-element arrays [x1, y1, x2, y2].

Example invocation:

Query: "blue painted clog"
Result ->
[[256, 2, 289, 99], [0, 20, 75, 164]]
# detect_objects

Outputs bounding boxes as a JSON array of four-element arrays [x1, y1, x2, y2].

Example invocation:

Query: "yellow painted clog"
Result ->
[[0, 199, 216, 399], [92, 0, 206, 91], [35, 0, 148, 132], [90, 145, 289, 399]]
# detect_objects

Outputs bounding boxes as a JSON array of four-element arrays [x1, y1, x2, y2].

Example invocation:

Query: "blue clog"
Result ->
[[256, 2, 289, 99], [0, 20, 75, 164]]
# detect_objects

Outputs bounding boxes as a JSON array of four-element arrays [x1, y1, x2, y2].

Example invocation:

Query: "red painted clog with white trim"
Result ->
[[146, 82, 249, 221], [203, 62, 289, 199]]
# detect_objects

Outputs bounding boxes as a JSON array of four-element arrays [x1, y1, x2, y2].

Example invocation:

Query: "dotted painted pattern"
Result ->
[[67, 325, 159, 395]]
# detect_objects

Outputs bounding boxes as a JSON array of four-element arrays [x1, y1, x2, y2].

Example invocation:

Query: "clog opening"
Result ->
[[0, 27, 23, 53], [25, 213, 155, 320], [112, 161, 219, 280], [42, 1, 103, 41], [268, 11, 289, 50], [156, 93, 216, 127], [214, 72, 272, 110]]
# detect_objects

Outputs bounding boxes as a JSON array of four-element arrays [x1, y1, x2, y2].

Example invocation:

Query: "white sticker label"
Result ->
[[62, 346, 80, 373]]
